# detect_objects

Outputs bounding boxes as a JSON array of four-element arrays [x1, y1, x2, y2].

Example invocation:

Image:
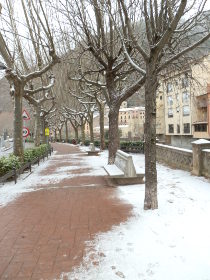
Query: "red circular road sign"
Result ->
[[23, 127, 30, 138]]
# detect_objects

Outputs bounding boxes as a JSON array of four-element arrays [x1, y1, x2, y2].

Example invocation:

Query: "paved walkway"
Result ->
[[0, 143, 132, 280]]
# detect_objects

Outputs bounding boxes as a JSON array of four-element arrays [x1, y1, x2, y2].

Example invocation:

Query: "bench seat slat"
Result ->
[[135, 166, 144, 176], [104, 164, 124, 177]]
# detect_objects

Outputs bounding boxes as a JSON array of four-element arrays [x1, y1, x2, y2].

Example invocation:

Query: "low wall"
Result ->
[[202, 149, 210, 178], [156, 144, 193, 171]]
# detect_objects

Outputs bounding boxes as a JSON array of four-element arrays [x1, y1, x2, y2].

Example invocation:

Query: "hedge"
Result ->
[[0, 155, 21, 177], [24, 144, 48, 162], [0, 144, 49, 177]]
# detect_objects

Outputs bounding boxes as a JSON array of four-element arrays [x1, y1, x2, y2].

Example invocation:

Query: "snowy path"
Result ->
[[62, 149, 210, 280], [0, 143, 210, 279]]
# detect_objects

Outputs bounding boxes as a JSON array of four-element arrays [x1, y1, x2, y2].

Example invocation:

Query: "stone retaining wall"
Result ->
[[156, 144, 193, 171], [202, 149, 210, 178]]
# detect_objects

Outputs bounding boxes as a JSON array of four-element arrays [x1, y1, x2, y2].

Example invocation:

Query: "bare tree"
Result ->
[[23, 75, 55, 146], [116, 0, 210, 209], [0, 0, 60, 159], [57, 0, 145, 163]]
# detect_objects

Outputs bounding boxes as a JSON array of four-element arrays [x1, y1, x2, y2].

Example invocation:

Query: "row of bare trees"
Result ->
[[0, 0, 209, 210]]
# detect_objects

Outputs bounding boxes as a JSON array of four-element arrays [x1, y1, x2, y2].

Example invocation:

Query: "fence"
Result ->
[[0, 147, 53, 184]]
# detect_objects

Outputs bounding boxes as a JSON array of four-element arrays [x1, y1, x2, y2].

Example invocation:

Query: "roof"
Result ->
[[119, 106, 145, 112]]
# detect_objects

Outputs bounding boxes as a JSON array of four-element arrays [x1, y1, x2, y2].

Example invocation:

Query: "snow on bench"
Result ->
[[87, 143, 99, 156], [104, 150, 144, 185]]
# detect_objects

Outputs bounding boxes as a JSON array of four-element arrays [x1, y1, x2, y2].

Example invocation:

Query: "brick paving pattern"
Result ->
[[0, 143, 132, 279]]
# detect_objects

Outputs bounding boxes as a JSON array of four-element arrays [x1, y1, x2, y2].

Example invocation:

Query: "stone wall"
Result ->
[[156, 143, 193, 171], [202, 149, 210, 178]]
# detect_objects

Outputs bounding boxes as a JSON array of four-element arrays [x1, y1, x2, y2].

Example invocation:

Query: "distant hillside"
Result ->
[[127, 88, 145, 107], [0, 77, 13, 112], [0, 77, 13, 136]]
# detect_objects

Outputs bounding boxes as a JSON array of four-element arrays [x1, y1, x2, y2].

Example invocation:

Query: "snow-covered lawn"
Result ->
[[1, 143, 210, 279]]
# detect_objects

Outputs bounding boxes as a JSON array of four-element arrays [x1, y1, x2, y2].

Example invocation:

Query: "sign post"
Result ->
[[45, 128, 50, 145], [22, 109, 30, 149]]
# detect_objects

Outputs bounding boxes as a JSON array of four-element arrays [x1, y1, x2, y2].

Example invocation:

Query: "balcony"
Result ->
[[192, 121, 210, 139], [196, 94, 207, 108]]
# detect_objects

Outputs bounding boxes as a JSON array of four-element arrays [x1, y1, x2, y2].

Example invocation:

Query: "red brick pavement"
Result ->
[[0, 143, 132, 280]]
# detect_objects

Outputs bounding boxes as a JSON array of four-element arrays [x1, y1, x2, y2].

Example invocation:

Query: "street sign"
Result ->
[[22, 109, 30, 120], [45, 128, 50, 136], [23, 127, 30, 138]]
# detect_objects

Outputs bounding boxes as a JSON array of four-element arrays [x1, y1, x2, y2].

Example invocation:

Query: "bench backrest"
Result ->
[[115, 150, 137, 177], [89, 143, 95, 152]]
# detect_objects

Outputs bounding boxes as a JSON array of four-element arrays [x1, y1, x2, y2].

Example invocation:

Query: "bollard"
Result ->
[[29, 160, 31, 172], [13, 168, 17, 184]]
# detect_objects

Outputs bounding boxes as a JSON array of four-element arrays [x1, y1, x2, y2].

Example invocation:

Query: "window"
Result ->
[[167, 82, 172, 93], [184, 123, 190, 133], [194, 124, 207, 132], [168, 96, 173, 106], [182, 91, 190, 103], [160, 95, 162, 100], [182, 74, 189, 88], [168, 108, 173, 118], [169, 124, 174, 133], [177, 124, 180, 134], [183, 105, 190, 116], [176, 94, 179, 102]]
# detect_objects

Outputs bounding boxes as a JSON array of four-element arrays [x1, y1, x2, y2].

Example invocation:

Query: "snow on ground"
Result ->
[[1, 143, 210, 279], [0, 157, 53, 207], [0, 145, 105, 207], [61, 147, 210, 280], [0, 145, 13, 157], [0, 142, 35, 158]]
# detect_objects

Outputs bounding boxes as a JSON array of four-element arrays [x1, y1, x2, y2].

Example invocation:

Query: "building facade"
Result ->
[[156, 54, 210, 149], [84, 101, 145, 140]]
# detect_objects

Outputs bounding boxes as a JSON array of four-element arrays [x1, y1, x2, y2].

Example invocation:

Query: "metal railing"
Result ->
[[0, 147, 53, 184]]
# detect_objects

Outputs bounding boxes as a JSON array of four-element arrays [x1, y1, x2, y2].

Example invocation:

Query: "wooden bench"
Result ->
[[104, 150, 144, 185]]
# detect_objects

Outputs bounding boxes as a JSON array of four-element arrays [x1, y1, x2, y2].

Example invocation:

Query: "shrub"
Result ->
[[23, 144, 48, 162], [94, 140, 100, 147], [84, 140, 90, 146], [120, 141, 144, 150], [0, 155, 21, 177], [0, 144, 50, 177]]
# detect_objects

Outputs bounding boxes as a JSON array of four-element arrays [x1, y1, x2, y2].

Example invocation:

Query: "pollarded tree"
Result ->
[[56, 0, 146, 163], [116, 0, 210, 209], [0, 0, 60, 160], [23, 75, 55, 146], [40, 100, 56, 144]]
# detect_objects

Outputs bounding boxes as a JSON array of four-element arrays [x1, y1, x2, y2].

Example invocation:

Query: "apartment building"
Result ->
[[84, 101, 145, 140], [118, 101, 145, 139], [156, 54, 210, 148]]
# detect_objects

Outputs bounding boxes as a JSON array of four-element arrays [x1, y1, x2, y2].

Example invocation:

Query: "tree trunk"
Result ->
[[54, 129, 56, 141], [59, 129, 62, 142], [34, 106, 41, 146], [108, 105, 120, 164], [81, 124, 85, 145], [65, 120, 69, 143], [99, 104, 105, 150], [74, 127, 79, 142], [13, 82, 24, 160], [144, 63, 158, 210], [89, 114, 94, 143], [40, 117, 46, 144]]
